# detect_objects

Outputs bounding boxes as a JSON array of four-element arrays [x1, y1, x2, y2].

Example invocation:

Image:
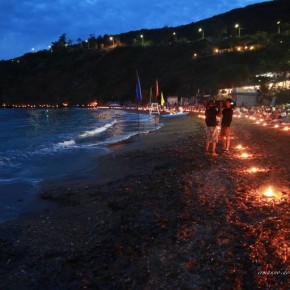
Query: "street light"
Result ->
[[140, 34, 144, 46], [235, 24, 241, 37], [277, 21, 281, 35], [85, 39, 90, 49], [173, 32, 177, 42], [198, 28, 204, 39], [109, 36, 115, 46]]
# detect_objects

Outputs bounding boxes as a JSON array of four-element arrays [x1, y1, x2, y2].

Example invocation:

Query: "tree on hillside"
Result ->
[[88, 34, 98, 50], [163, 78, 182, 96], [96, 36, 104, 49], [208, 18, 227, 39], [258, 82, 271, 104], [254, 76, 272, 104], [253, 31, 270, 46], [76, 38, 83, 50], [216, 64, 250, 87], [275, 89, 290, 104], [51, 33, 68, 52]]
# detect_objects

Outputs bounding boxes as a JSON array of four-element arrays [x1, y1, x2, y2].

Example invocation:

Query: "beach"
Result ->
[[0, 113, 289, 289]]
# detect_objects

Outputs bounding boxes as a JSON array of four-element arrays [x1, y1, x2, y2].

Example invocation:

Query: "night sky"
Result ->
[[0, 0, 271, 60]]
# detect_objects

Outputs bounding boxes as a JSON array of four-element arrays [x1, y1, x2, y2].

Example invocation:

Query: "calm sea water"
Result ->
[[0, 108, 161, 222]]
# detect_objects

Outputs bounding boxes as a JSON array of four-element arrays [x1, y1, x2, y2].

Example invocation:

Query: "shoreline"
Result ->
[[36, 113, 198, 206], [0, 109, 163, 223], [0, 113, 289, 289]]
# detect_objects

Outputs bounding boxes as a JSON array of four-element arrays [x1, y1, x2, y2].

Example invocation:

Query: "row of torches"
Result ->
[[234, 143, 281, 202], [239, 115, 289, 132], [197, 110, 289, 265], [232, 113, 287, 202], [197, 113, 290, 133], [197, 112, 288, 203], [236, 114, 290, 265]]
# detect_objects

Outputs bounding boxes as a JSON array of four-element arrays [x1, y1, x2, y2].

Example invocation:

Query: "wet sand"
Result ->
[[0, 112, 289, 289]]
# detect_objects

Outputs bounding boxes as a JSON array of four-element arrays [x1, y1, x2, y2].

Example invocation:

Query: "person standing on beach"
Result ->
[[221, 99, 233, 152], [205, 100, 221, 157]]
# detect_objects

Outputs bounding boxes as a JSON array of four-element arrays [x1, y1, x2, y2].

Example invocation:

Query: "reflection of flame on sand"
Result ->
[[249, 227, 290, 271], [245, 183, 290, 274], [271, 231, 290, 263], [246, 166, 268, 173]]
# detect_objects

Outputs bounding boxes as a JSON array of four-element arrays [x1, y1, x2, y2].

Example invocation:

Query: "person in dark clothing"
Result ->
[[205, 100, 221, 156], [221, 99, 233, 152]]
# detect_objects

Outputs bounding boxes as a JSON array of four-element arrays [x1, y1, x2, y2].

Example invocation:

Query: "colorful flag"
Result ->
[[136, 72, 142, 103], [155, 79, 159, 99], [161, 92, 165, 106]]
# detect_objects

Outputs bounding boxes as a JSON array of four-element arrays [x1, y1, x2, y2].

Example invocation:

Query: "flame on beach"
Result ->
[[240, 152, 251, 159], [259, 185, 283, 203], [283, 126, 289, 131], [263, 186, 274, 197], [247, 185, 287, 206], [236, 144, 245, 150]]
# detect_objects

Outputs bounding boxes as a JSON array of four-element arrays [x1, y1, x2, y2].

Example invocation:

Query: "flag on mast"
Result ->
[[136, 72, 142, 103], [160, 92, 165, 106], [155, 79, 159, 100]]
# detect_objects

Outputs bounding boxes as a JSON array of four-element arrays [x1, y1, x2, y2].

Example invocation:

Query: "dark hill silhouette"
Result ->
[[0, 0, 289, 106]]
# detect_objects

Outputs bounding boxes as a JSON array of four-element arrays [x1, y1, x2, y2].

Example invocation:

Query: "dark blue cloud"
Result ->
[[0, 0, 271, 60]]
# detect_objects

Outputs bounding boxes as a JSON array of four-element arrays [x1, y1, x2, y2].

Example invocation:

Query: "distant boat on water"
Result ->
[[161, 112, 189, 118]]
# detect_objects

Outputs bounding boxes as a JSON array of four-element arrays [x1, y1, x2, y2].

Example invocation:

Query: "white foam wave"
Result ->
[[0, 177, 41, 184], [58, 140, 76, 147], [56, 119, 118, 148], [99, 124, 163, 146], [79, 119, 117, 138]]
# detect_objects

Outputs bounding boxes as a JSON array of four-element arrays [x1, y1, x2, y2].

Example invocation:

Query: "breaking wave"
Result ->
[[79, 119, 117, 138], [58, 119, 118, 147]]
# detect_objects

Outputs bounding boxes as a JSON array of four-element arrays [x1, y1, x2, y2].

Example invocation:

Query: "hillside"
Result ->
[[0, 0, 290, 106]]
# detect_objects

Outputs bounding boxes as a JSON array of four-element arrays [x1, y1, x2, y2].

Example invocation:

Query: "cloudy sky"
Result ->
[[0, 0, 271, 60]]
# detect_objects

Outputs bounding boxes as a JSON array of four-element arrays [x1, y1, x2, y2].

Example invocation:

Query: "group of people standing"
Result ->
[[205, 99, 233, 157]]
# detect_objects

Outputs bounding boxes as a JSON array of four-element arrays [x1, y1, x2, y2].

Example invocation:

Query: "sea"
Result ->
[[0, 108, 161, 222]]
